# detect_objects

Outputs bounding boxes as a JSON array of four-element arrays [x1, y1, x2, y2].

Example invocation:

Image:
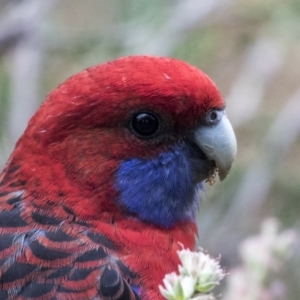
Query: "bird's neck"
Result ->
[[0, 139, 119, 220]]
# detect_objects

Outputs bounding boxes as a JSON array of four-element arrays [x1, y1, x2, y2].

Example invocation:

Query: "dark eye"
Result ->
[[204, 109, 224, 126], [130, 111, 160, 138]]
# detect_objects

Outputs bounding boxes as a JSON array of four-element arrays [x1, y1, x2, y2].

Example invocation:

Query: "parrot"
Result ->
[[0, 56, 237, 300]]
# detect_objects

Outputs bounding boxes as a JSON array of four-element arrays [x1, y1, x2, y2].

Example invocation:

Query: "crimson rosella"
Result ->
[[0, 56, 236, 300]]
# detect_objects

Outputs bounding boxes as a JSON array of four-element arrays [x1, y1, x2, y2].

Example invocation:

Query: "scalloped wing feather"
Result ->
[[0, 190, 139, 300]]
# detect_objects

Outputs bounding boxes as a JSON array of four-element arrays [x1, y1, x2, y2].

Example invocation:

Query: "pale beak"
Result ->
[[194, 113, 237, 180]]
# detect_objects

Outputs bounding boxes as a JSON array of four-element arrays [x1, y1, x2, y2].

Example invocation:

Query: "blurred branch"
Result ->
[[0, 0, 56, 57], [0, 0, 57, 164], [226, 37, 286, 127], [117, 0, 232, 56], [211, 86, 300, 256], [227, 86, 300, 224]]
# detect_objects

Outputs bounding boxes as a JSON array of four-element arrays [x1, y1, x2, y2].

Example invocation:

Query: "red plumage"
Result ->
[[0, 56, 232, 299]]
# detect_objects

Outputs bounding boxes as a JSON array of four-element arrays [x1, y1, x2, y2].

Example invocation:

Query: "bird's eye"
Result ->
[[130, 111, 160, 138], [204, 109, 224, 126]]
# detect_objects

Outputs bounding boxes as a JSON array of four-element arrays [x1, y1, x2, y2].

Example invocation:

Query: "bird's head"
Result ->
[[7, 56, 236, 228]]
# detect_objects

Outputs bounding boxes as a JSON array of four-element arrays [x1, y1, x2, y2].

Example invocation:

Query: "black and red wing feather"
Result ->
[[0, 190, 140, 300]]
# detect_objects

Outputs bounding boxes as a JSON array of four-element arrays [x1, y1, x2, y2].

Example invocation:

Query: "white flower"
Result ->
[[240, 218, 297, 282], [177, 248, 198, 276], [178, 249, 225, 293], [159, 272, 196, 300], [160, 248, 225, 299]]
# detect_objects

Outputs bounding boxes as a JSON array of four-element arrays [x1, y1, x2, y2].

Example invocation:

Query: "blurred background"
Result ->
[[0, 0, 299, 299]]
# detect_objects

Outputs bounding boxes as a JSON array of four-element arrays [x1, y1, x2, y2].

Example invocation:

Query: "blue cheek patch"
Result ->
[[115, 146, 203, 228]]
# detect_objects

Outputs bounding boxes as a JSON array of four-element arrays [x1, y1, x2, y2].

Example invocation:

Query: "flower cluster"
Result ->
[[223, 218, 298, 300], [159, 248, 225, 300]]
